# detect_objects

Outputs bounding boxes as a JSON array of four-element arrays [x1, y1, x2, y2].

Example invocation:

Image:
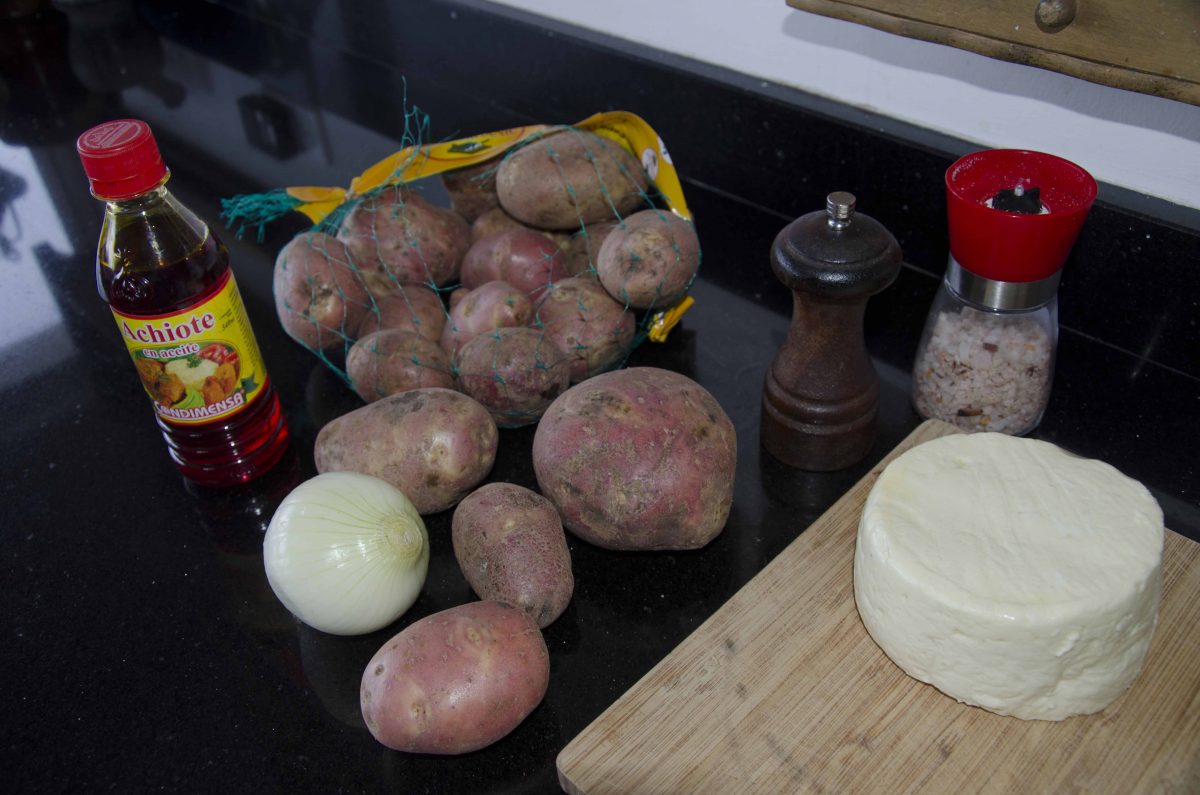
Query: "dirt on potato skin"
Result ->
[[314, 388, 498, 515], [532, 367, 736, 551], [359, 601, 549, 754], [451, 483, 575, 628]]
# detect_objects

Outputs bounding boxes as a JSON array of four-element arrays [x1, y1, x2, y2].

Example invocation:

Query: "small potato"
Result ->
[[346, 329, 455, 403], [441, 159, 500, 222], [455, 328, 570, 427], [561, 221, 617, 277], [440, 281, 532, 357], [356, 285, 447, 342], [533, 367, 737, 551], [460, 229, 568, 296], [315, 388, 498, 514], [360, 601, 549, 754], [596, 209, 700, 310], [452, 483, 574, 628], [496, 129, 648, 230], [337, 187, 470, 289], [470, 206, 570, 249], [273, 231, 370, 351], [532, 277, 636, 383]]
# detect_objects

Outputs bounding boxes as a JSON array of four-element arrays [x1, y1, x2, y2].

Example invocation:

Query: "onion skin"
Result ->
[[263, 472, 429, 636]]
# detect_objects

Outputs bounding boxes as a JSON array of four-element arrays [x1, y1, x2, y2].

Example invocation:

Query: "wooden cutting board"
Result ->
[[557, 420, 1200, 794]]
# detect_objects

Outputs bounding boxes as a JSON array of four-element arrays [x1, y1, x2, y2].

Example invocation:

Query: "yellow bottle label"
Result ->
[[112, 270, 268, 425]]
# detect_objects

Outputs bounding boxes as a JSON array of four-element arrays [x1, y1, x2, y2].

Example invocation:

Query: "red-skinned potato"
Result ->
[[460, 228, 568, 296], [315, 388, 498, 514], [596, 209, 700, 310], [346, 329, 455, 403], [561, 221, 617, 277], [441, 159, 500, 222], [273, 231, 370, 351], [337, 187, 470, 290], [455, 328, 570, 427], [356, 285, 447, 342], [360, 601, 549, 755], [532, 367, 737, 550], [440, 281, 532, 357], [469, 206, 570, 249], [496, 129, 648, 230], [452, 483, 574, 628], [532, 276, 635, 383]]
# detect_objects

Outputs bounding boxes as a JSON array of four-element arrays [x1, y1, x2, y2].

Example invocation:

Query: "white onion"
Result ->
[[263, 471, 429, 635]]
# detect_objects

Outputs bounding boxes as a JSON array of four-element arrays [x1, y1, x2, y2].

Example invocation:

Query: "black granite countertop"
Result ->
[[3, 1, 1197, 792]]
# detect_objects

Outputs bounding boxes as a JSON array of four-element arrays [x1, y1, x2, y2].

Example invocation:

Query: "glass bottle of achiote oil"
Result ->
[[77, 119, 289, 487]]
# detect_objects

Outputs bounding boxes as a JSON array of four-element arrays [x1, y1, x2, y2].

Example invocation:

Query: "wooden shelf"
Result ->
[[787, 0, 1200, 106]]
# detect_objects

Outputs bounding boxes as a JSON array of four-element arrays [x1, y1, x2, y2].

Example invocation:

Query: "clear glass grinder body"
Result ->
[[912, 149, 1096, 436]]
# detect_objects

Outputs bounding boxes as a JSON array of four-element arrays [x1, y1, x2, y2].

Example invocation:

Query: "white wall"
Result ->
[[484, 0, 1200, 212]]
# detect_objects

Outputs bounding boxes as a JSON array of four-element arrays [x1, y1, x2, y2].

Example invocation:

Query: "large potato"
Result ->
[[452, 483, 574, 628], [496, 129, 649, 230], [337, 187, 470, 290], [532, 276, 635, 383], [596, 209, 700, 310], [315, 388, 498, 514], [440, 281, 532, 357], [273, 231, 369, 351], [360, 601, 549, 754], [455, 328, 570, 427], [460, 229, 568, 296], [356, 285, 447, 342], [533, 367, 737, 550], [346, 329, 455, 403]]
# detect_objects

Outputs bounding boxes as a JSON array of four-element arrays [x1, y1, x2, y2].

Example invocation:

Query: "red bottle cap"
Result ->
[[946, 149, 1096, 283], [76, 119, 168, 200]]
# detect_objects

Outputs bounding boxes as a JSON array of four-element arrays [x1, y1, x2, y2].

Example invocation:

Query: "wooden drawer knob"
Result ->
[[1035, 0, 1078, 33]]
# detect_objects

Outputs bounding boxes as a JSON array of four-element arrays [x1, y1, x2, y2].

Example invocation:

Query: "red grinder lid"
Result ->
[[946, 149, 1097, 283], [76, 119, 168, 200]]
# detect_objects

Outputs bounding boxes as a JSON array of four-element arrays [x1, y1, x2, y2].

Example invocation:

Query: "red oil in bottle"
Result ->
[[79, 119, 288, 486]]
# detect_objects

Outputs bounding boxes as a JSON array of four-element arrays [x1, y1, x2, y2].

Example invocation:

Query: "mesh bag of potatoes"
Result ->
[[223, 110, 699, 427]]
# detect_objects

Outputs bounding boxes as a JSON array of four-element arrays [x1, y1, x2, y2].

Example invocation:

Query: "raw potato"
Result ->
[[356, 285, 447, 342], [337, 187, 470, 290], [315, 388, 498, 514], [533, 367, 737, 550], [360, 601, 549, 754], [561, 221, 617, 277], [470, 206, 523, 243], [596, 209, 701, 310], [496, 129, 649, 230], [440, 281, 532, 357], [455, 328, 571, 426], [470, 206, 569, 249], [452, 483, 574, 628], [441, 159, 500, 222], [532, 276, 636, 383], [273, 231, 370, 351], [346, 329, 455, 403], [460, 228, 568, 295]]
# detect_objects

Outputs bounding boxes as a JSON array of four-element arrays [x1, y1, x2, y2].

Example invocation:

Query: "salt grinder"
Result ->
[[761, 192, 901, 471]]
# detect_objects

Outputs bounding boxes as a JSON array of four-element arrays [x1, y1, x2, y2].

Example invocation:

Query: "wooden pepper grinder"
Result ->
[[761, 191, 901, 470]]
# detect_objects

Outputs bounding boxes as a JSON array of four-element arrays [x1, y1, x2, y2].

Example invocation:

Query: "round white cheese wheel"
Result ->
[[854, 433, 1163, 721]]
